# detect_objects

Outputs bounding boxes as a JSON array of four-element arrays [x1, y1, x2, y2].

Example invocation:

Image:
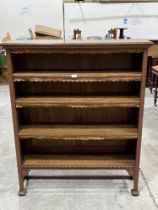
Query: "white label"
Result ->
[[19, 1, 31, 15], [71, 74, 78, 79]]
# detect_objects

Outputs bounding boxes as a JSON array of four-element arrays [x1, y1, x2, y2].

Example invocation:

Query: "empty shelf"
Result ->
[[16, 96, 140, 108], [22, 154, 135, 169], [19, 124, 138, 140], [13, 71, 142, 82]]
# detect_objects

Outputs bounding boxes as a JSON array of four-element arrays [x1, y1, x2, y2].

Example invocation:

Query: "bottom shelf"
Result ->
[[22, 154, 135, 169]]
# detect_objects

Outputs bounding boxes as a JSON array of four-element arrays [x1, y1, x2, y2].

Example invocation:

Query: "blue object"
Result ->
[[123, 18, 128, 24]]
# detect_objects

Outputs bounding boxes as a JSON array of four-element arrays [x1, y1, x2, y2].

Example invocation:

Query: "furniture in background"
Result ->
[[3, 39, 152, 196], [147, 42, 158, 91], [0, 48, 7, 83], [152, 65, 158, 106]]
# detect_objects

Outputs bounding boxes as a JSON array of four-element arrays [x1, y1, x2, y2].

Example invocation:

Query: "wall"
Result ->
[[0, 0, 158, 40], [0, 0, 63, 40], [65, 2, 158, 39]]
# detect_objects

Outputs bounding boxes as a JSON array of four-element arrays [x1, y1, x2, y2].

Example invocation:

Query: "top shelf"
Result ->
[[2, 39, 153, 52]]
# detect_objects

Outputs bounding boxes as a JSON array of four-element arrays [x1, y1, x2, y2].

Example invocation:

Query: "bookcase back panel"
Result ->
[[21, 139, 136, 155], [12, 53, 143, 72], [15, 81, 140, 97], [18, 107, 138, 125]]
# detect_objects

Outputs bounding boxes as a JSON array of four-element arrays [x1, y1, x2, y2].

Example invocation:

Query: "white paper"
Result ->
[[19, 1, 31, 15], [130, 18, 142, 26]]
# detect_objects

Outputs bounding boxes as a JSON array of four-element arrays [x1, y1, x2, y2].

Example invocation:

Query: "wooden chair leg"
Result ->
[[149, 70, 153, 94], [147, 57, 153, 93], [154, 75, 158, 107], [150, 71, 154, 94]]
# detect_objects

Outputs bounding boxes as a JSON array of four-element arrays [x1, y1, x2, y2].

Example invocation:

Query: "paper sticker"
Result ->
[[19, 1, 31, 15], [71, 74, 78, 79], [131, 18, 142, 26]]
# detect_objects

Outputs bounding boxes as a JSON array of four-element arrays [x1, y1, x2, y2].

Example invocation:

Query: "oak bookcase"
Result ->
[[3, 40, 152, 196]]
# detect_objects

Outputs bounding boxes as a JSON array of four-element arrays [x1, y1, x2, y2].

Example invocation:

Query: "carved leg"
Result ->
[[18, 169, 30, 196], [131, 169, 139, 196]]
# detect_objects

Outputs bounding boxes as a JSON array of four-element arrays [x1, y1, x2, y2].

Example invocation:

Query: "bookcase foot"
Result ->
[[18, 170, 29, 196], [131, 189, 139, 196], [18, 189, 27, 196]]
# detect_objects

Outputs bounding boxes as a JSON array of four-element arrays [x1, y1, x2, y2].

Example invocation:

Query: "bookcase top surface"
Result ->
[[1, 39, 153, 49]]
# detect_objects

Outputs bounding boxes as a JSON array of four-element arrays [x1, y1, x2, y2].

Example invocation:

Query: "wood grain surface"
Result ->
[[19, 124, 138, 140], [16, 96, 140, 108], [22, 154, 135, 169], [13, 71, 142, 82]]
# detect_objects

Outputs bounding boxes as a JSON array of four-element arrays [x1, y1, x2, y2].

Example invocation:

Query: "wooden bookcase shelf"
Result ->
[[3, 40, 152, 196], [13, 71, 142, 82], [19, 124, 138, 140], [16, 96, 140, 108], [22, 154, 135, 169]]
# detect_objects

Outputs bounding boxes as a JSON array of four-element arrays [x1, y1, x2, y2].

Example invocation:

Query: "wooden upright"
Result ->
[[2, 39, 152, 196]]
